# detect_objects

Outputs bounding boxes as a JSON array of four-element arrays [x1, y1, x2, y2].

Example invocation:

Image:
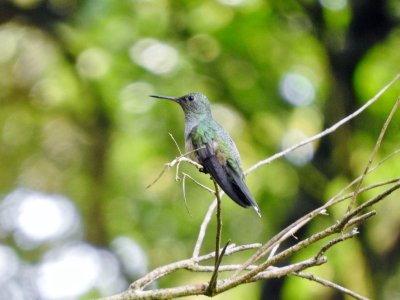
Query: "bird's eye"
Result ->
[[188, 95, 194, 101]]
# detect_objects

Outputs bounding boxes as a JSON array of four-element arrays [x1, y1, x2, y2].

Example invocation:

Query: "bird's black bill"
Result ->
[[149, 95, 179, 102]]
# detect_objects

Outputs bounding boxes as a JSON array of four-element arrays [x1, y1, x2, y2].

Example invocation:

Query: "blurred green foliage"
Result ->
[[1, 0, 400, 299]]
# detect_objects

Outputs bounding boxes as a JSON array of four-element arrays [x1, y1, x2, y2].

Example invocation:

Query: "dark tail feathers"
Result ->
[[202, 156, 261, 217]]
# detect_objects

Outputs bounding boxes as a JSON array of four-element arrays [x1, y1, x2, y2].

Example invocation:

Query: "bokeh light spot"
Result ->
[[111, 236, 148, 278], [13, 33, 54, 87], [36, 243, 100, 299], [0, 189, 80, 247], [0, 245, 19, 283], [12, 0, 41, 9], [218, 0, 246, 6], [188, 2, 234, 32], [36, 243, 125, 299], [0, 27, 18, 63], [119, 82, 155, 114], [281, 130, 314, 166], [77, 47, 111, 79], [320, 0, 347, 11], [280, 72, 315, 106], [18, 197, 63, 241], [213, 104, 244, 135], [129, 38, 179, 74], [187, 34, 220, 62], [2, 111, 35, 147], [30, 78, 66, 108]]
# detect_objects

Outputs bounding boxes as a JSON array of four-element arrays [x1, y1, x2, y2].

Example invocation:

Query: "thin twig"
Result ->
[[250, 256, 327, 281], [316, 229, 359, 259], [325, 151, 400, 209], [181, 172, 216, 216], [181, 174, 190, 215], [192, 188, 226, 258], [340, 181, 400, 229], [347, 96, 400, 212], [193, 243, 261, 262], [345, 211, 376, 229], [188, 262, 257, 272], [168, 133, 183, 155], [182, 173, 215, 194], [145, 133, 183, 189], [146, 156, 202, 188], [145, 166, 169, 189], [294, 272, 369, 300], [193, 199, 217, 258]]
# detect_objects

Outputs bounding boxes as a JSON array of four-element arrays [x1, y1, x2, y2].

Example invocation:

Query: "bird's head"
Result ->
[[150, 92, 211, 117]]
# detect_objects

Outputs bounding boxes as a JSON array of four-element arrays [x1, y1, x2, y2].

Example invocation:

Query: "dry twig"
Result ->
[[347, 96, 400, 211]]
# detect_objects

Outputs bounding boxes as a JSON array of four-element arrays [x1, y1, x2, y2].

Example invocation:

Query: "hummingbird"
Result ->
[[150, 92, 261, 217]]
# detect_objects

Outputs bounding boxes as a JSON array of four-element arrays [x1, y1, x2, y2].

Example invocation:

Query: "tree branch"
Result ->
[[294, 272, 369, 300], [347, 96, 400, 211]]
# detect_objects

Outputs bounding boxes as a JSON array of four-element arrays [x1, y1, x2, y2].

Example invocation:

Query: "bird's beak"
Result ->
[[149, 95, 179, 102]]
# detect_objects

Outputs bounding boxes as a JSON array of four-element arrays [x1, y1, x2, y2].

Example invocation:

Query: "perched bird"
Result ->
[[150, 92, 261, 217]]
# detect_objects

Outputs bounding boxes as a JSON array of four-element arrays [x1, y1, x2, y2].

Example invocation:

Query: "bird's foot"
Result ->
[[199, 167, 207, 174]]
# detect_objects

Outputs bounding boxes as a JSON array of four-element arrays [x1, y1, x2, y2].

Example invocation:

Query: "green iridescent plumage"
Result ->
[[150, 92, 261, 217]]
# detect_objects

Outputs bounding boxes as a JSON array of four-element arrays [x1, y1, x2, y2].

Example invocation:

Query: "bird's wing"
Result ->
[[190, 123, 260, 212]]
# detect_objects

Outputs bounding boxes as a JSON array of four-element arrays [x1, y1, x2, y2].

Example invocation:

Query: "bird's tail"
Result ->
[[203, 156, 261, 217]]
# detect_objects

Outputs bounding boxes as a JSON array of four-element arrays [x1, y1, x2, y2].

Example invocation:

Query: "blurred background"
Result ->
[[0, 0, 400, 299]]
